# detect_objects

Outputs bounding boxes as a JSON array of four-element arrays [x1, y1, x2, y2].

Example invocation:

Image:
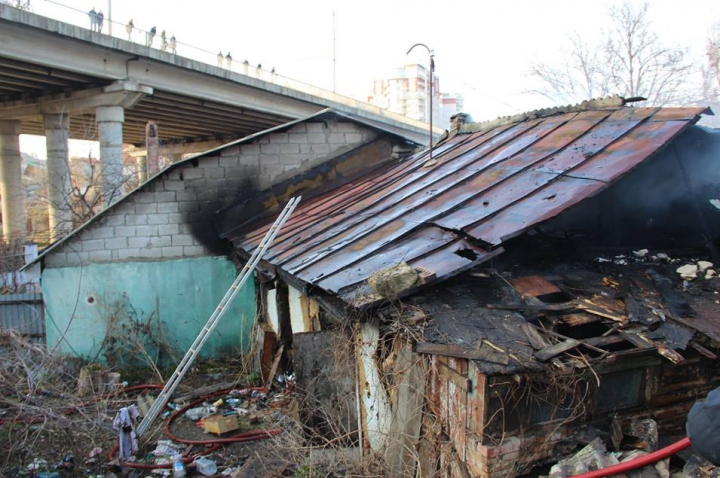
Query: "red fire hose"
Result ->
[[107, 385, 282, 469], [569, 437, 692, 478]]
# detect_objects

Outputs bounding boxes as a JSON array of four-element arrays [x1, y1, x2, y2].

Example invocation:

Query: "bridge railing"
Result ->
[[6, 0, 437, 135]]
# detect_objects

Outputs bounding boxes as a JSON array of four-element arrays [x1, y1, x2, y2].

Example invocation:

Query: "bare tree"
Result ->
[[702, 21, 720, 102], [529, 2, 695, 106]]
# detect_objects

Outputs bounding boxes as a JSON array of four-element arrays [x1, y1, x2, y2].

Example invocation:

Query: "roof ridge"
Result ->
[[458, 95, 626, 134]]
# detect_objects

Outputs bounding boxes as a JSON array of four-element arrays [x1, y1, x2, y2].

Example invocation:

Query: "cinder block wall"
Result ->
[[44, 119, 379, 268]]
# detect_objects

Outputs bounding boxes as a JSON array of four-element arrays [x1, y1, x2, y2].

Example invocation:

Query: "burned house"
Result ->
[[216, 97, 720, 477], [23, 109, 415, 363]]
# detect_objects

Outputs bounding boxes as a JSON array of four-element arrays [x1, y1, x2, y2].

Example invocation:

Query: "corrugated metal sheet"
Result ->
[[0, 293, 45, 343], [222, 106, 707, 307]]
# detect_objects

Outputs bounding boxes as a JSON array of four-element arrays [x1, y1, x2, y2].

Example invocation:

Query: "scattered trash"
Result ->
[[707, 269, 717, 280], [153, 440, 182, 457], [633, 248, 649, 258], [172, 454, 186, 477], [87, 447, 103, 459], [27, 458, 48, 471], [677, 264, 699, 280], [194, 456, 218, 476], [112, 404, 140, 460], [698, 261, 714, 273], [185, 406, 216, 421]]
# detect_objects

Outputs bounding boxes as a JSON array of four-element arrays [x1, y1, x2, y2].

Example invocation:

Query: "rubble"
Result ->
[[677, 264, 699, 280]]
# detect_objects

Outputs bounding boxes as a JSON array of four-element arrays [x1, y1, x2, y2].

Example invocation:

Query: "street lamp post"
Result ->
[[407, 43, 435, 162]]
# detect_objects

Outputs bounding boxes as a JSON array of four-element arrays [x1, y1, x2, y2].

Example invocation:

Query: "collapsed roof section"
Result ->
[[221, 101, 709, 308]]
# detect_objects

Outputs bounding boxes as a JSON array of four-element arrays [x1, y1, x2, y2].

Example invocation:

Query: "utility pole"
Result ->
[[333, 9, 336, 93], [407, 43, 435, 162], [107, 0, 112, 36]]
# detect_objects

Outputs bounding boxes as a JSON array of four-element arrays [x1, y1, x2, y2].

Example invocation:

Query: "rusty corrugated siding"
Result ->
[[225, 106, 707, 305]]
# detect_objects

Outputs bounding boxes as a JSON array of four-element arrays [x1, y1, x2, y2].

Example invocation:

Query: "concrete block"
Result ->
[[129, 237, 152, 249], [65, 251, 90, 266], [200, 156, 219, 168], [135, 192, 155, 203], [239, 154, 259, 166], [162, 246, 184, 257], [139, 247, 163, 259], [135, 225, 159, 237], [155, 191, 177, 203], [172, 234, 194, 246], [178, 201, 199, 214], [158, 224, 180, 236], [182, 167, 205, 180], [270, 132, 289, 143], [205, 167, 225, 180], [260, 163, 285, 177], [345, 133, 363, 143], [104, 214, 126, 227], [105, 237, 128, 249], [150, 236, 172, 248], [147, 214, 170, 226], [168, 213, 183, 224], [115, 225, 137, 237], [184, 178, 207, 190], [280, 143, 300, 154], [308, 133, 326, 143], [92, 227, 115, 239], [220, 146, 240, 157], [304, 123, 323, 132], [135, 202, 158, 214], [183, 245, 205, 256], [157, 202, 179, 213], [328, 133, 345, 143], [240, 144, 260, 155], [289, 133, 309, 143], [44, 253, 66, 268], [176, 190, 197, 202], [311, 143, 331, 154], [126, 214, 149, 226], [261, 143, 280, 154], [89, 250, 113, 262], [82, 239, 105, 252], [118, 248, 141, 260], [163, 179, 186, 191], [219, 156, 240, 168], [337, 122, 360, 133], [258, 154, 279, 164], [257, 136, 269, 144], [299, 143, 312, 154]]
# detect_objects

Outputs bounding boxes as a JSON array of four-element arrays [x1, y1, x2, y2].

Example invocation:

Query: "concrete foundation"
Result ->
[[44, 114, 72, 240], [0, 120, 24, 241], [96, 106, 125, 206]]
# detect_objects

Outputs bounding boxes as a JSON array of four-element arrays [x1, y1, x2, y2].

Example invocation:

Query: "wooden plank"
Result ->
[[521, 322, 551, 350], [691, 342, 718, 359], [486, 302, 576, 312], [533, 339, 581, 362], [415, 342, 509, 365], [560, 313, 602, 326], [618, 331, 654, 349], [510, 276, 561, 298], [265, 344, 284, 387]]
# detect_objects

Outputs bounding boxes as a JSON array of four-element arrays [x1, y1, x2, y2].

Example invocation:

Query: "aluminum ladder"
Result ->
[[136, 196, 301, 436]]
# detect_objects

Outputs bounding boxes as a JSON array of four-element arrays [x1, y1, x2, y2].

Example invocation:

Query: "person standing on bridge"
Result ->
[[225, 52, 232, 69], [169, 35, 177, 54], [126, 19, 134, 40], [97, 11, 104, 32], [88, 8, 98, 32], [146, 26, 157, 47], [160, 30, 168, 52], [217, 52, 224, 68]]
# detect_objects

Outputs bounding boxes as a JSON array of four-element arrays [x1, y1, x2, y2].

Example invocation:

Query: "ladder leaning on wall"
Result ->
[[136, 196, 301, 437]]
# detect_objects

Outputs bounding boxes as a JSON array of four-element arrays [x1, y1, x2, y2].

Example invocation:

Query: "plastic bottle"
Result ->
[[195, 456, 218, 476], [172, 454, 186, 478]]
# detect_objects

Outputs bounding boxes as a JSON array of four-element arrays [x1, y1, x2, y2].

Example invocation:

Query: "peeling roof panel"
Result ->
[[224, 105, 708, 307]]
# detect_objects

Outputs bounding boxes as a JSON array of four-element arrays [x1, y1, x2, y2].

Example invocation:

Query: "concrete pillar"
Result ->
[[96, 106, 125, 206], [44, 114, 73, 241], [136, 155, 148, 184], [145, 121, 159, 177], [0, 120, 24, 242]]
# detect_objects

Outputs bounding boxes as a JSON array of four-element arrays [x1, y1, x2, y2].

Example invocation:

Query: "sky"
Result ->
[[19, 0, 720, 157]]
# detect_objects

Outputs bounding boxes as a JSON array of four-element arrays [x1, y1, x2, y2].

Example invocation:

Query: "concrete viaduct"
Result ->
[[0, 5, 432, 242]]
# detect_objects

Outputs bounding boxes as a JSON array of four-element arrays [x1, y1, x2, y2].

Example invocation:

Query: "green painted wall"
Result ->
[[42, 257, 255, 366]]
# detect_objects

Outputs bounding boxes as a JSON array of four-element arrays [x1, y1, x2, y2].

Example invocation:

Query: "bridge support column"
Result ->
[[44, 114, 73, 241], [136, 155, 148, 184], [96, 106, 125, 207], [0, 120, 24, 242]]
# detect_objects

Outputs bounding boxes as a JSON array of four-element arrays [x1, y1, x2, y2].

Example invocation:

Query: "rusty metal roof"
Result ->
[[224, 105, 708, 307]]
